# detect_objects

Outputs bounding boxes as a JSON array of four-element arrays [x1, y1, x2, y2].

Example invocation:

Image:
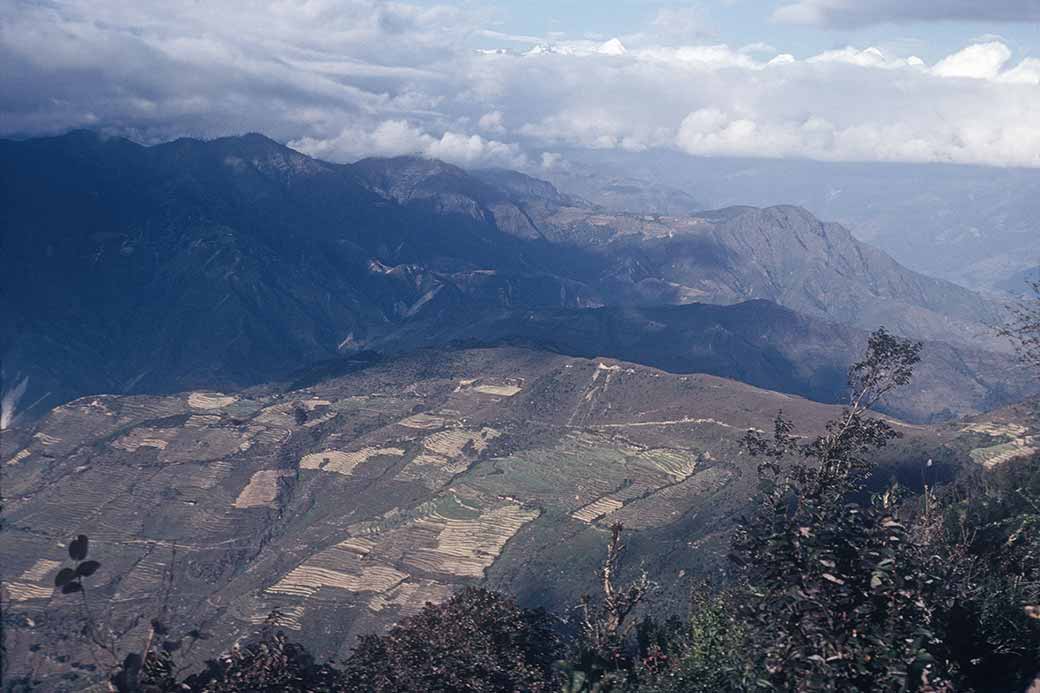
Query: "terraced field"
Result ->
[[2, 347, 1034, 689], [962, 421, 1039, 469]]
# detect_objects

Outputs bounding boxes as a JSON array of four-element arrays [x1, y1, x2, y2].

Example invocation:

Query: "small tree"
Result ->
[[340, 587, 560, 692], [44, 535, 210, 692], [563, 522, 656, 693], [626, 589, 748, 693], [180, 626, 338, 692], [579, 523, 655, 659], [929, 456, 1040, 692], [732, 328, 950, 691]]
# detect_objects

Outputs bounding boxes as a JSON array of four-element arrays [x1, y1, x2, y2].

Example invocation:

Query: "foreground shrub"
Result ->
[[625, 591, 747, 693], [931, 455, 1040, 692], [731, 329, 955, 691], [340, 587, 561, 692], [176, 628, 339, 692]]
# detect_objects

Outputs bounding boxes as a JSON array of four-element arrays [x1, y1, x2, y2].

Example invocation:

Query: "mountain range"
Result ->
[[0, 131, 1023, 426], [547, 148, 1040, 292]]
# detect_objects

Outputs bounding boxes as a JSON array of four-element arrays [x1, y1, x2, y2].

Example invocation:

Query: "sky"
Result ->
[[3, 0, 1040, 169]]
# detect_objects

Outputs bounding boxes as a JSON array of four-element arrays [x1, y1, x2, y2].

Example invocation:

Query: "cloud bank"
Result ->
[[774, 0, 1040, 28], [4, 1, 1040, 168]]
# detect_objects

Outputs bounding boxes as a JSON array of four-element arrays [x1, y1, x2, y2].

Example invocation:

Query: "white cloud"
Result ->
[[478, 110, 507, 134], [4, 2, 1040, 170], [932, 42, 1012, 79], [290, 120, 527, 168], [807, 46, 924, 69], [1001, 58, 1040, 85]]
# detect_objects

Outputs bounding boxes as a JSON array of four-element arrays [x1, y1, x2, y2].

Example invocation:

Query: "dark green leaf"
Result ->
[[75, 560, 100, 577], [69, 535, 88, 561], [54, 568, 77, 587], [61, 582, 83, 594]]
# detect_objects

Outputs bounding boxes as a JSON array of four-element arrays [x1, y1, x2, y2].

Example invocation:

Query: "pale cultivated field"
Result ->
[[395, 428, 501, 488], [636, 448, 699, 480], [403, 503, 540, 578], [5, 559, 61, 601], [474, 384, 523, 396], [187, 392, 238, 410], [268, 535, 411, 599], [300, 447, 405, 475], [265, 490, 537, 621], [398, 412, 448, 429], [396, 453, 458, 488], [253, 403, 298, 427], [971, 441, 1039, 469], [111, 427, 177, 452], [268, 564, 408, 598], [568, 449, 701, 524], [455, 377, 525, 397], [422, 427, 500, 457], [5, 582, 53, 601], [33, 432, 62, 446], [5, 448, 32, 465], [571, 497, 625, 523], [962, 422, 1031, 438], [233, 469, 292, 508], [368, 579, 454, 615], [963, 422, 1038, 468]]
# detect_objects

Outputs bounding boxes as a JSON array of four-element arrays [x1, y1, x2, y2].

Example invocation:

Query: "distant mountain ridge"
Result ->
[[0, 131, 1019, 424], [545, 149, 1040, 291], [348, 154, 1003, 348]]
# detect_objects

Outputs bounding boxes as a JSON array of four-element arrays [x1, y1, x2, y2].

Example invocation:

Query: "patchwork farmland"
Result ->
[[2, 346, 1032, 679]]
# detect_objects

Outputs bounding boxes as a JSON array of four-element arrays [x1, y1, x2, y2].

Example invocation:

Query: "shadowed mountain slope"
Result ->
[[0, 132, 1017, 426], [0, 134, 589, 420], [365, 300, 1029, 423]]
